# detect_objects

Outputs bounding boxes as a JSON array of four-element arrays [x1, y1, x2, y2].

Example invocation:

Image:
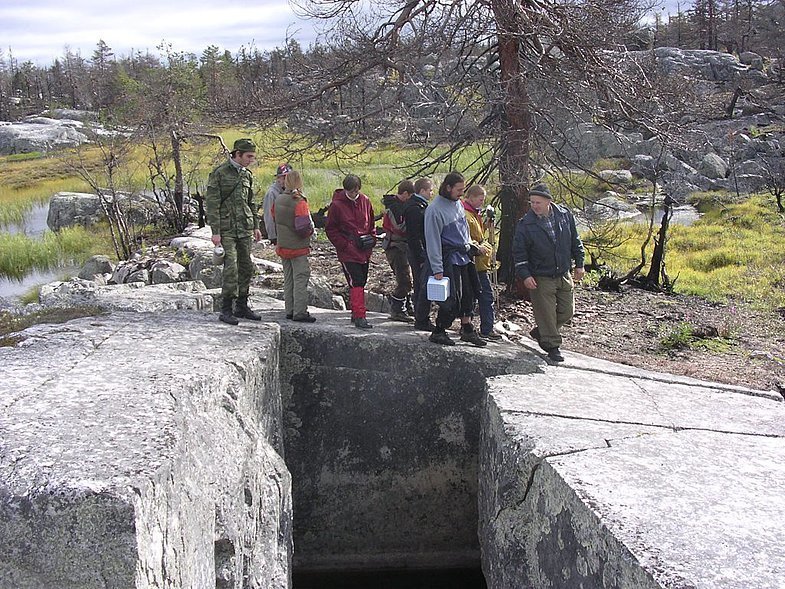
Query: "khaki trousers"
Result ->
[[528, 273, 575, 350], [282, 255, 311, 317]]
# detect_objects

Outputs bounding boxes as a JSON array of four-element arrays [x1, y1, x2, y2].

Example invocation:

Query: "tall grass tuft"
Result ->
[[589, 194, 785, 310], [0, 227, 99, 280]]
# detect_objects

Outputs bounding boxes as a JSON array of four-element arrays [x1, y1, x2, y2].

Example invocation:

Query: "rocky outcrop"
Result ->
[[0, 116, 89, 155], [479, 349, 785, 589], [46, 191, 171, 232], [46, 192, 105, 231], [39, 279, 215, 312], [0, 312, 292, 588]]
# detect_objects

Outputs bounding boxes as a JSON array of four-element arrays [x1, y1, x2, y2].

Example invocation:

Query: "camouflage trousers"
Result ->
[[221, 234, 254, 301]]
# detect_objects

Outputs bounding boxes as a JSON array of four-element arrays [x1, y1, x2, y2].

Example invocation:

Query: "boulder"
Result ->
[[598, 169, 633, 185], [38, 280, 213, 312], [0, 117, 89, 155], [126, 269, 150, 284], [46, 192, 103, 231], [151, 260, 187, 284], [587, 194, 644, 223], [739, 51, 764, 70], [77, 255, 115, 280], [698, 153, 729, 179], [189, 251, 223, 289]]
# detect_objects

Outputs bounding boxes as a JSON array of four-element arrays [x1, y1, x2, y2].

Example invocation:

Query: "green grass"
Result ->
[[0, 226, 102, 280], [589, 194, 785, 310]]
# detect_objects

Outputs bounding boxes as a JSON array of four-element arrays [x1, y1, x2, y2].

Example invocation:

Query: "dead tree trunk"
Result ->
[[644, 194, 674, 289], [493, 0, 532, 284]]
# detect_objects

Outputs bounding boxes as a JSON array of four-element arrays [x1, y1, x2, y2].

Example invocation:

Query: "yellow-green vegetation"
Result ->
[[589, 194, 785, 310], [0, 226, 104, 280], [0, 306, 106, 347]]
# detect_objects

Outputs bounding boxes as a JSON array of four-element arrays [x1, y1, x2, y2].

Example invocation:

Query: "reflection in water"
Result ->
[[3, 202, 50, 238], [0, 266, 79, 299], [0, 202, 77, 300]]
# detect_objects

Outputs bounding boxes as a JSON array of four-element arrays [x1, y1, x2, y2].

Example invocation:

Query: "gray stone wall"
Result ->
[[277, 315, 539, 571], [0, 312, 291, 589], [479, 362, 785, 589]]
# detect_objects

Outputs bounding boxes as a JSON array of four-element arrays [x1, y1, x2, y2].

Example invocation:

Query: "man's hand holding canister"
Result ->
[[212, 235, 221, 246], [523, 276, 537, 290], [573, 267, 585, 282], [434, 273, 443, 280]]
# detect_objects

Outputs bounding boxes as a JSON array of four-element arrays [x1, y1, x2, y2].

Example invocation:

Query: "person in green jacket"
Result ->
[[205, 138, 263, 325]]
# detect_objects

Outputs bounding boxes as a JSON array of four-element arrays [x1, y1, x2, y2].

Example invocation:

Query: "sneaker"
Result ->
[[547, 347, 565, 362], [460, 325, 487, 347], [292, 313, 316, 323], [529, 326, 540, 342], [389, 311, 414, 323], [429, 330, 455, 345], [353, 317, 373, 329], [414, 321, 436, 332], [480, 330, 503, 341]]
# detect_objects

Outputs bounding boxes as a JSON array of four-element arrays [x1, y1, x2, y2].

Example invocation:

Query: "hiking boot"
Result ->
[[292, 312, 316, 323], [429, 330, 455, 345], [480, 330, 503, 341], [219, 298, 239, 325], [414, 321, 436, 332], [353, 317, 373, 329], [460, 325, 487, 347], [389, 310, 414, 323], [234, 298, 261, 321], [547, 347, 565, 362]]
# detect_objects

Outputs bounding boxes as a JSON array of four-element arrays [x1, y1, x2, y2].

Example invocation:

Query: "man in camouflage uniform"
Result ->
[[205, 138, 263, 325]]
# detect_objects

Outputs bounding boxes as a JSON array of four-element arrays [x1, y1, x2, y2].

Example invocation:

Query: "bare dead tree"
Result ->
[[245, 0, 682, 283]]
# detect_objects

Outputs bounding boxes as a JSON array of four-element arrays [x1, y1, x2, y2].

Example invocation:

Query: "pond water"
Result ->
[[5, 202, 50, 238], [0, 202, 78, 300]]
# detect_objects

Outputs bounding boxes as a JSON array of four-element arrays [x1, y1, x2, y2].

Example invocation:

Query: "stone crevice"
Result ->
[[500, 408, 785, 439]]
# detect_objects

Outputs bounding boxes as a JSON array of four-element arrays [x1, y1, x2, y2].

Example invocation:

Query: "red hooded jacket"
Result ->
[[325, 188, 376, 263]]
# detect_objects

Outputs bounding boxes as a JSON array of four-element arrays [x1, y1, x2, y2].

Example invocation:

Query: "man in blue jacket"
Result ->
[[513, 182, 585, 362]]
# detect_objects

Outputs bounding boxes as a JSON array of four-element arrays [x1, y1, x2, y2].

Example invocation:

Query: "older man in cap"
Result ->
[[262, 163, 292, 244], [512, 182, 585, 362], [205, 138, 263, 325]]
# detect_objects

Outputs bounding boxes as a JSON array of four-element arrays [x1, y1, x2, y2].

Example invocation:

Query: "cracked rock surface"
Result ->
[[479, 359, 785, 589], [0, 312, 291, 589]]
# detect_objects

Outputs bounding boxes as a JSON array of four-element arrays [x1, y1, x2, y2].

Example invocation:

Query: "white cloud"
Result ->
[[0, 0, 318, 65]]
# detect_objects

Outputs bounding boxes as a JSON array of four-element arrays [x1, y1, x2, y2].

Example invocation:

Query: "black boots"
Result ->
[[219, 298, 239, 325], [234, 297, 261, 321], [460, 324, 487, 347]]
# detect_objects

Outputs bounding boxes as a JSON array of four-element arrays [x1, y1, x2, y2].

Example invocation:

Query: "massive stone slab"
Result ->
[[274, 309, 541, 572], [0, 312, 291, 588], [479, 362, 785, 589]]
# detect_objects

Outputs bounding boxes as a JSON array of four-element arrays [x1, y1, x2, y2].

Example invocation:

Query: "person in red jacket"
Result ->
[[325, 174, 376, 329]]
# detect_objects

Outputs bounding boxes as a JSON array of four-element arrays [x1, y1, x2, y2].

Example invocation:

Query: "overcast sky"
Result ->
[[2, 0, 680, 67], [1, 0, 319, 66]]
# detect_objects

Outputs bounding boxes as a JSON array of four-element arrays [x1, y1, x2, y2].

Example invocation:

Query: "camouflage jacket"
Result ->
[[205, 160, 259, 238]]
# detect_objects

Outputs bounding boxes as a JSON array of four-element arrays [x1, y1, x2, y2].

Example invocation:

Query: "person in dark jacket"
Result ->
[[405, 177, 435, 331], [512, 182, 585, 362], [382, 180, 415, 322], [205, 138, 262, 325], [325, 174, 376, 329]]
